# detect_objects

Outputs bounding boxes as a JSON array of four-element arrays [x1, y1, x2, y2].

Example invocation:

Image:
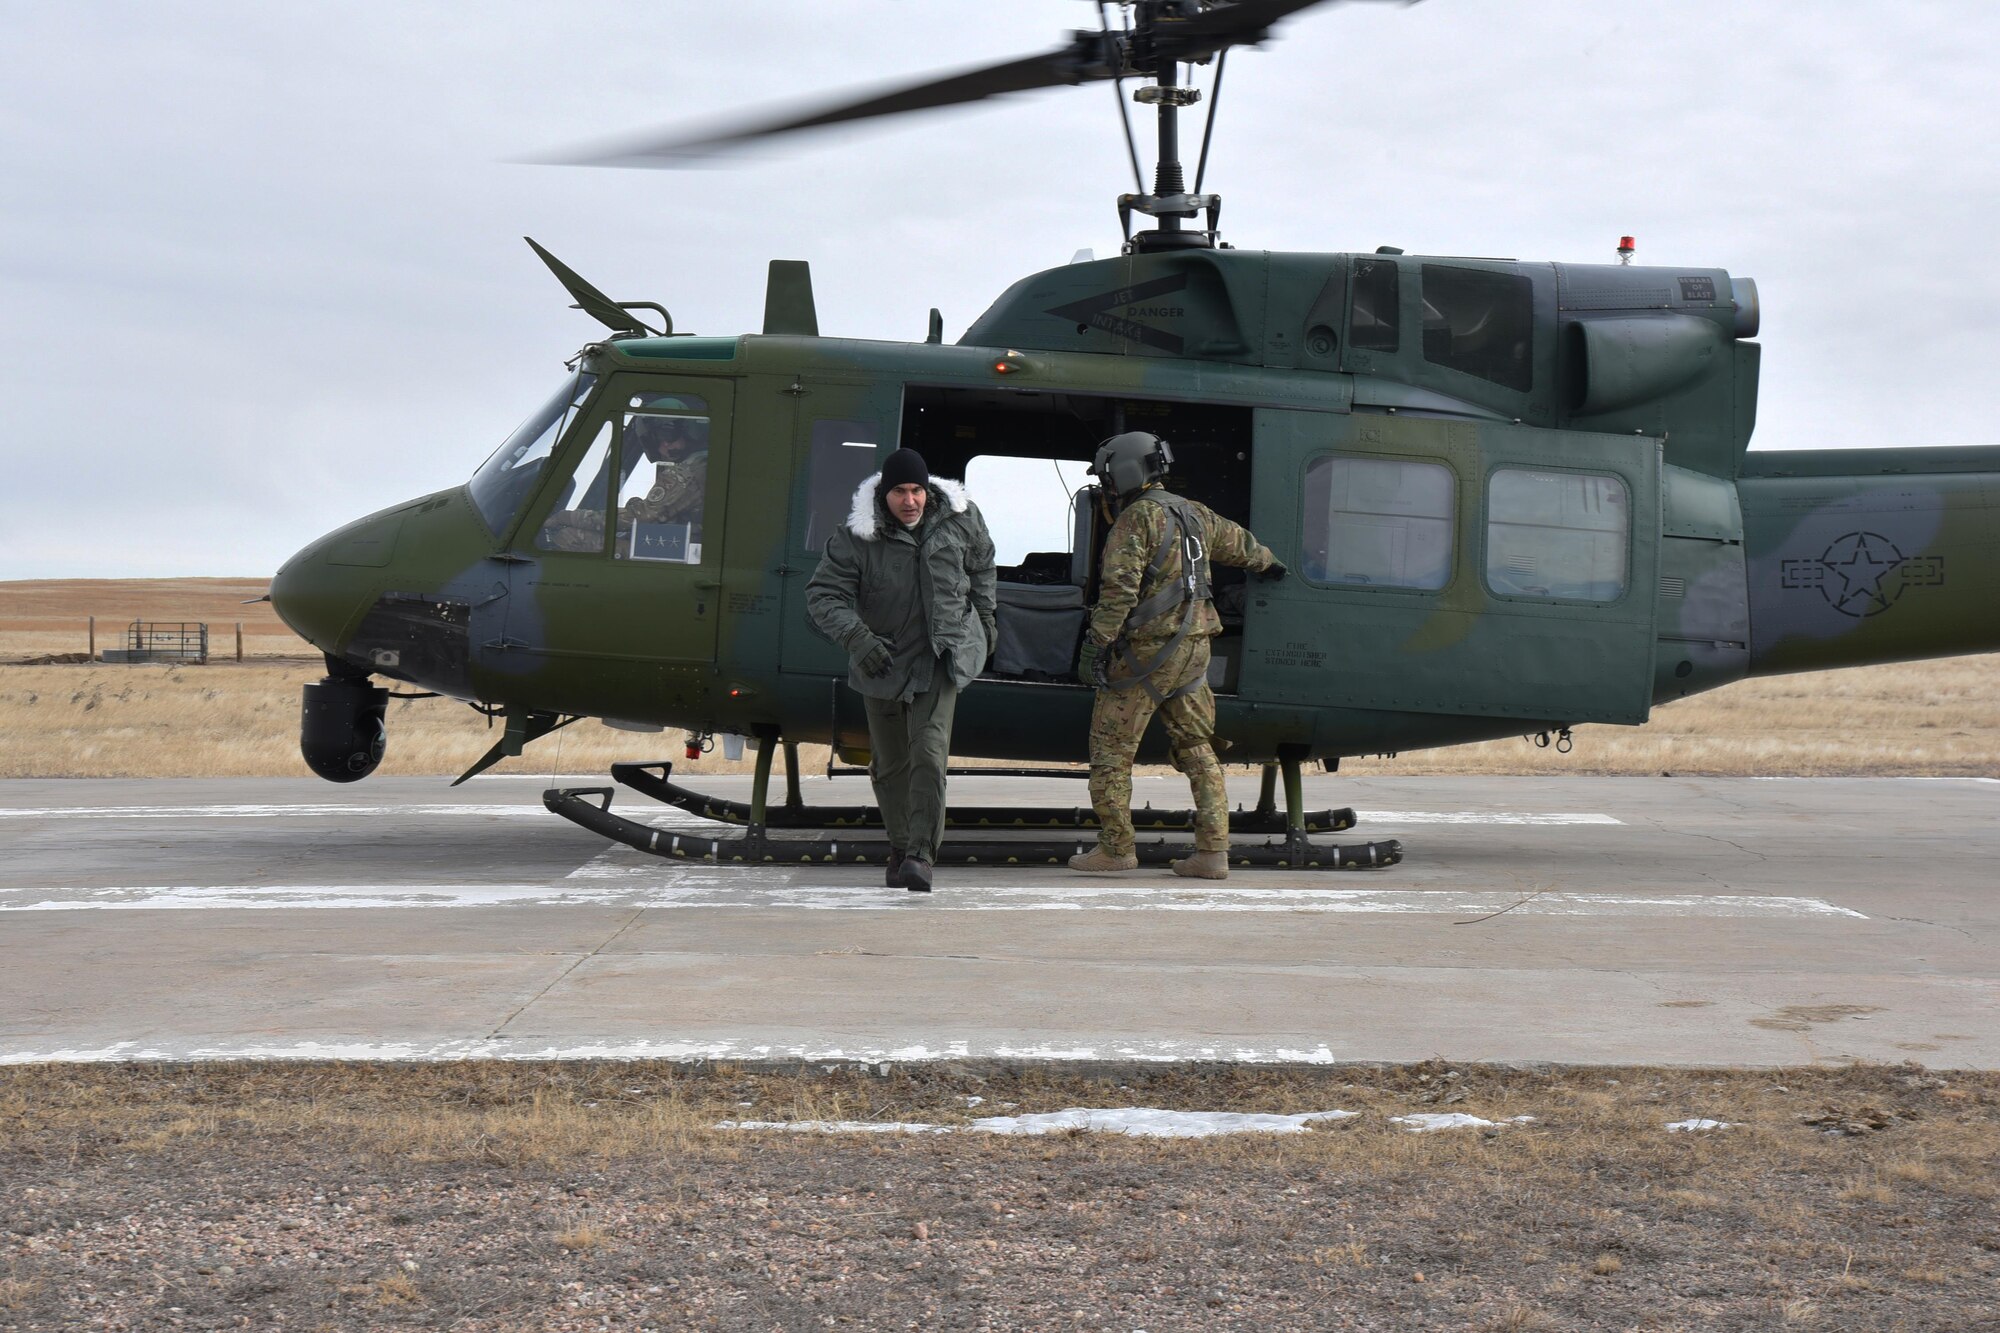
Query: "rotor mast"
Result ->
[[1119, 17, 1222, 252]]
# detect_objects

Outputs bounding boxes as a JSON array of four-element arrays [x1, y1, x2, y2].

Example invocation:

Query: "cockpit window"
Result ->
[[1349, 259, 1399, 352], [614, 393, 712, 562], [467, 372, 598, 536], [534, 422, 614, 553], [1420, 265, 1533, 392]]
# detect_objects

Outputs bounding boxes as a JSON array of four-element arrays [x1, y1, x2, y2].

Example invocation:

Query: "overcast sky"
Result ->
[[3, 1, 1995, 579]]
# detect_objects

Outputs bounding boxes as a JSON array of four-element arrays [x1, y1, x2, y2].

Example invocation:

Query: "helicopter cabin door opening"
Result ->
[[775, 383, 1257, 764], [897, 385, 1257, 694], [479, 374, 734, 719]]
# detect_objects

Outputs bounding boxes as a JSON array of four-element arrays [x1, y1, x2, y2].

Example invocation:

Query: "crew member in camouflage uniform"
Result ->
[[1068, 431, 1286, 881], [618, 415, 709, 534], [536, 414, 710, 555], [806, 448, 997, 893]]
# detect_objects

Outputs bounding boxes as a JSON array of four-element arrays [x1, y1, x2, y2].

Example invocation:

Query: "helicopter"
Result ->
[[268, 0, 2000, 870]]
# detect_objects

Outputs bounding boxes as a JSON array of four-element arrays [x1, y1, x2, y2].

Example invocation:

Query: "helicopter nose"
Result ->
[[270, 511, 405, 659]]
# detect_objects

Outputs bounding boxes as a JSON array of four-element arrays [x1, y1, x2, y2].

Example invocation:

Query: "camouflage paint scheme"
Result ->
[[269, 247, 2000, 774]]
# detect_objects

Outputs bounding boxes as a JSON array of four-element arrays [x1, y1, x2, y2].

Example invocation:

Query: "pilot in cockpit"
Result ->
[[618, 413, 710, 534]]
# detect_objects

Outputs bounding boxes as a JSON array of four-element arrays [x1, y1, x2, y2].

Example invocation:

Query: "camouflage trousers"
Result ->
[[1088, 635, 1226, 855]]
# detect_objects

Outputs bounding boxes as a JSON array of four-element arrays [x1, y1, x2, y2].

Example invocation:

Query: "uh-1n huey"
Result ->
[[268, 0, 2000, 870]]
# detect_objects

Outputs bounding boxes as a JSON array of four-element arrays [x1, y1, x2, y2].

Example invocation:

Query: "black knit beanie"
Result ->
[[876, 448, 930, 500]]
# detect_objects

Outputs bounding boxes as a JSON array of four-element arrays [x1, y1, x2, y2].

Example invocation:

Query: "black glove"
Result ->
[[858, 636, 893, 678], [1255, 559, 1288, 583]]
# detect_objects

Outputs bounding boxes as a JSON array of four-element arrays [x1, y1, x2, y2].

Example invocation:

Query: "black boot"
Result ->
[[885, 848, 906, 888], [902, 855, 933, 893]]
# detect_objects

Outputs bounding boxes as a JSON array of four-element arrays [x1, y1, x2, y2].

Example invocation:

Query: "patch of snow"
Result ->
[[722, 1108, 1360, 1138], [971, 1107, 1357, 1137], [1389, 1112, 1533, 1133], [1665, 1118, 1735, 1132]]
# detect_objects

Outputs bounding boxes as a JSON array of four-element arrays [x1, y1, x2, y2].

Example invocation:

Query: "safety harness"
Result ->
[[1104, 489, 1212, 705]]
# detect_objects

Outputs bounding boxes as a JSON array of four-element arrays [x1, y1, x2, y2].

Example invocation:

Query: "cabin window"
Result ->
[[1421, 265, 1534, 391], [1302, 456, 1454, 591], [613, 392, 710, 563], [1349, 259, 1399, 352], [533, 422, 614, 553], [1485, 467, 1628, 601], [467, 372, 597, 535], [963, 454, 1083, 569], [804, 420, 882, 551]]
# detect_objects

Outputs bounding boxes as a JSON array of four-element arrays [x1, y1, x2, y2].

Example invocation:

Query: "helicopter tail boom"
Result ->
[[1740, 445, 2000, 676]]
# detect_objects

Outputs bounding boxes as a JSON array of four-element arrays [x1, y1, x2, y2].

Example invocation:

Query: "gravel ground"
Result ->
[[3, 1062, 1996, 1331]]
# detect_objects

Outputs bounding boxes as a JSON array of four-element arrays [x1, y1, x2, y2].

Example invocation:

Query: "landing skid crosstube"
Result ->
[[543, 749, 1401, 871], [604, 760, 1355, 835]]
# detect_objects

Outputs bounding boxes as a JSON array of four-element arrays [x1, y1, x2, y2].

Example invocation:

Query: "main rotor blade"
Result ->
[[538, 0, 1399, 168], [555, 39, 1112, 167]]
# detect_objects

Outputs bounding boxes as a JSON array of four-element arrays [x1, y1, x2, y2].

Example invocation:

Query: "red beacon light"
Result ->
[[1617, 235, 1636, 265]]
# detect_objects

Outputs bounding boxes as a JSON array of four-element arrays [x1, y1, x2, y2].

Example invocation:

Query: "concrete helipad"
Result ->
[[2, 772, 1995, 1068]]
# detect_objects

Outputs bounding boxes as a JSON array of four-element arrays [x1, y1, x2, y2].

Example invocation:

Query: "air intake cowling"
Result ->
[[1567, 313, 1727, 417]]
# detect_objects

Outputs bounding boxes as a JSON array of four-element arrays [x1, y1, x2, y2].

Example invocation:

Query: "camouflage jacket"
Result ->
[[620, 451, 708, 526], [1089, 487, 1276, 649]]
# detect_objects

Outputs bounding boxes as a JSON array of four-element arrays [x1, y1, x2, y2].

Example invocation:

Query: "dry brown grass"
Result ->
[[1342, 653, 2000, 778], [0, 1275, 45, 1311], [0, 577, 304, 661], [4, 1061, 1993, 1176], [555, 1223, 608, 1253], [3, 1062, 1993, 1332], [3, 579, 1996, 779], [0, 1063, 726, 1169], [8, 654, 1994, 781], [368, 1272, 423, 1307], [0, 661, 787, 780]]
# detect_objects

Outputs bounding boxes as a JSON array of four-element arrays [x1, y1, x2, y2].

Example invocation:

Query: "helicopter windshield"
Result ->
[[467, 372, 599, 536]]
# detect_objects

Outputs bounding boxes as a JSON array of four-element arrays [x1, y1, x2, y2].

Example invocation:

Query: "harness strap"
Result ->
[[1103, 492, 1213, 705], [1111, 607, 1203, 704]]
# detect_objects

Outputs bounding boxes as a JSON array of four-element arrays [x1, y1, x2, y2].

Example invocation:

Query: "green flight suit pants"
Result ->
[[863, 672, 960, 861]]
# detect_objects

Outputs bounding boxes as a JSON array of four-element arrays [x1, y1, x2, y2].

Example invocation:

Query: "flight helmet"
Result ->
[[1089, 431, 1173, 500]]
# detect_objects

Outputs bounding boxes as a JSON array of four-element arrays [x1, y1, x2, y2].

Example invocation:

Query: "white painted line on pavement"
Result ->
[[1749, 776, 1999, 784], [0, 1036, 1352, 1066], [0, 803, 566, 820], [0, 1037, 1467, 1067], [0, 803, 1623, 825], [1355, 810, 1621, 825], [0, 881, 1864, 918]]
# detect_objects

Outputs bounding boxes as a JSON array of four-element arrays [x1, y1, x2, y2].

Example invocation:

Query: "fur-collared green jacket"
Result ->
[[806, 473, 998, 701]]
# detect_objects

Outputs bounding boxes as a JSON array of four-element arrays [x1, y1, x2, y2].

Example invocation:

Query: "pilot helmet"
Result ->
[[1089, 431, 1174, 500]]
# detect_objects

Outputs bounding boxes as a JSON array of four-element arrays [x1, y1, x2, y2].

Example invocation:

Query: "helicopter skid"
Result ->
[[606, 761, 1355, 836], [544, 786, 1401, 871]]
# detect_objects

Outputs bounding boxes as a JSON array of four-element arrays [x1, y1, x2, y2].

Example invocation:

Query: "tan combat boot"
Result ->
[[1170, 850, 1230, 880], [1067, 844, 1139, 873]]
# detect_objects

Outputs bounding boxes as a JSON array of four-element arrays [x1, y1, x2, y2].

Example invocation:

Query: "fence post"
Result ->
[[88, 615, 95, 660], [236, 622, 243, 662]]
